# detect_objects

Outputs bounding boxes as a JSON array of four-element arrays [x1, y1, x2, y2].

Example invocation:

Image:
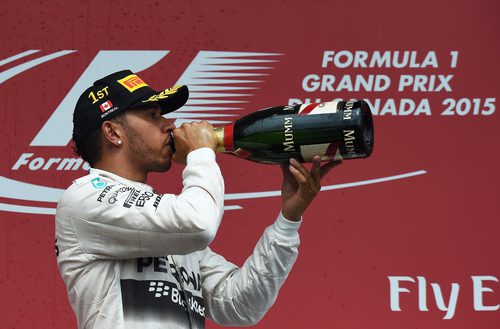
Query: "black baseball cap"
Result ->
[[72, 70, 189, 143]]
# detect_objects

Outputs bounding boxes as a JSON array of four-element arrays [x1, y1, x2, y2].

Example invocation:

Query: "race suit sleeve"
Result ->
[[199, 212, 301, 326], [57, 148, 224, 259]]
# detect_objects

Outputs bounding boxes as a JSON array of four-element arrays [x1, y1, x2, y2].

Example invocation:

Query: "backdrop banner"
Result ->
[[1, 1, 499, 328]]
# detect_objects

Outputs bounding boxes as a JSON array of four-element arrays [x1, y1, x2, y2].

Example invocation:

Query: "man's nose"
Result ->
[[162, 118, 176, 133]]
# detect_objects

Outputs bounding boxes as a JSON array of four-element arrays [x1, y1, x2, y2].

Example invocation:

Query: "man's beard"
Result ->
[[124, 127, 171, 172]]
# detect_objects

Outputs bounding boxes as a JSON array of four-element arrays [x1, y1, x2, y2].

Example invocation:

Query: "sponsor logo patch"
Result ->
[[91, 177, 107, 189], [117, 74, 148, 92]]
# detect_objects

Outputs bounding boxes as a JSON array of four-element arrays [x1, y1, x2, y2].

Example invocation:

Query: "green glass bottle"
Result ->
[[214, 100, 374, 164]]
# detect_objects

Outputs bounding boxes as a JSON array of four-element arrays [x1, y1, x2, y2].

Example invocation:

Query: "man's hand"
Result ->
[[172, 121, 217, 164], [280, 156, 342, 221]]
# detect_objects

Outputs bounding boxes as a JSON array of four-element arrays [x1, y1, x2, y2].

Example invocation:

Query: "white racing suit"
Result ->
[[55, 148, 301, 329]]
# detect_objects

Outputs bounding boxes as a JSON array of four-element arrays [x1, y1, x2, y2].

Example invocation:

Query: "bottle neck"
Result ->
[[214, 127, 225, 153]]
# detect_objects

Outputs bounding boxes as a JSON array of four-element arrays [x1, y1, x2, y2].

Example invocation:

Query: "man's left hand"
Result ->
[[280, 156, 342, 222]]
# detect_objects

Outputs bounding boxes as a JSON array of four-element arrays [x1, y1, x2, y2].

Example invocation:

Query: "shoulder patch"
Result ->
[[91, 177, 107, 189]]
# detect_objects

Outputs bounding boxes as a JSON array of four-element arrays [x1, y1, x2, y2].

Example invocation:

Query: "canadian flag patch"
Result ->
[[99, 100, 113, 112]]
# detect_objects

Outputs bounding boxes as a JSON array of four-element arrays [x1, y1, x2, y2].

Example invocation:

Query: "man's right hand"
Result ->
[[172, 121, 217, 164]]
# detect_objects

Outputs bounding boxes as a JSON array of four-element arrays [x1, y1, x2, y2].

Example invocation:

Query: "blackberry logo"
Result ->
[[149, 281, 170, 298]]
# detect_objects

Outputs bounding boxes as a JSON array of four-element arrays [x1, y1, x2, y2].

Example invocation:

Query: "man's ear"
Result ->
[[101, 120, 124, 147]]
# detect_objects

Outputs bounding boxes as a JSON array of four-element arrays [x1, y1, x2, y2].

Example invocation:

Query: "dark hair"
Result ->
[[73, 113, 128, 167]]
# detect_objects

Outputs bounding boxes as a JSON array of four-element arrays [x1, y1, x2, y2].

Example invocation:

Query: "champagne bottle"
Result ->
[[213, 100, 374, 164]]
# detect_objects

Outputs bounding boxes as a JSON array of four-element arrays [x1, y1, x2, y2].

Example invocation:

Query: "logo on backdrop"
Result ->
[[388, 275, 499, 319], [0, 49, 426, 215]]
